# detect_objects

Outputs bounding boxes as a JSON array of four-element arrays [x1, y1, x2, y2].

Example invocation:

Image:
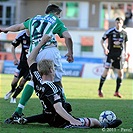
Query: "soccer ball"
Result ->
[[99, 110, 116, 123]]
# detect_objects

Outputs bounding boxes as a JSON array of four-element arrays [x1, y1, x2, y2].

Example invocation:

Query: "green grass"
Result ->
[[0, 74, 133, 133]]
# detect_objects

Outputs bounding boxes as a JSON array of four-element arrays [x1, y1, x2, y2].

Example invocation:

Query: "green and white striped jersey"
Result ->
[[23, 14, 68, 54]]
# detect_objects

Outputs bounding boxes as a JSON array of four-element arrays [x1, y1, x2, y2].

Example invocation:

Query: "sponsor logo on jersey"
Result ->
[[113, 34, 116, 37]]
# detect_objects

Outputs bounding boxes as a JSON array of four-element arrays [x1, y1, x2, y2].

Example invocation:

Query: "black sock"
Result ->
[[115, 77, 122, 92], [12, 86, 23, 98], [11, 83, 17, 92], [26, 114, 46, 123], [98, 76, 106, 91]]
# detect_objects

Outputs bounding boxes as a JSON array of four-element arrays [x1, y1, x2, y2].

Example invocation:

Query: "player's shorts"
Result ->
[[14, 63, 30, 80], [36, 47, 64, 82], [104, 56, 125, 69]]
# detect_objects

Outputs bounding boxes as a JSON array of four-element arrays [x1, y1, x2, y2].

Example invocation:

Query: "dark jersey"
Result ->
[[12, 30, 30, 62], [102, 27, 128, 58], [30, 63, 68, 114]]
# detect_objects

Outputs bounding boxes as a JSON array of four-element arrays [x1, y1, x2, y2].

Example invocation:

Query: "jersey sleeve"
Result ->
[[23, 19, 31, 29], [30, 63, 43, 85], [102, 32, 109, 41], [12, 39, 20, 47], [53, 20, 68, 37], [102, 28, 112, 41], [12, 32, 22, 47]]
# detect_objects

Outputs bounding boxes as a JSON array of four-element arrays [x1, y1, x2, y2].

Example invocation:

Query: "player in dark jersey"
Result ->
[[4, 29, 31, 103], [98, 17, 128, 98], [5, 35, 122, 129]]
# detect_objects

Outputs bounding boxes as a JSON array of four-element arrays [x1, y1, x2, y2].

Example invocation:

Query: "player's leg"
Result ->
[[15, 81, 34, 114], [113, 59, 124, 98], [64, 117, 122, 129], [10, 78, 27, 103], [64, 118, 101, 128], [79, 117, 122, 128], [98, 68, 109, 97], [114, 69, 123, 98], [98, 57, 111, 97], [4, 81, 34, 124], [18, 113, 51, 124], [4, 68, 20, 100], [10, 70, 31, 103]]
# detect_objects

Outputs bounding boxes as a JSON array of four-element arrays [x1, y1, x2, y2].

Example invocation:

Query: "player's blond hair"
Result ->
[[37, 59, 54, 75]]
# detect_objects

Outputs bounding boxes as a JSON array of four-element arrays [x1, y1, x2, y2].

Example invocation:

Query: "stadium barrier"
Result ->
[[0, 56, 131, 79]]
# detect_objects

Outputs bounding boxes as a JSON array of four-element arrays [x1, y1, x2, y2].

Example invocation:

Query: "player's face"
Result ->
[[50, 67, 55, 81], [115, 20, 123, 29], [56, 12, 62, 18]]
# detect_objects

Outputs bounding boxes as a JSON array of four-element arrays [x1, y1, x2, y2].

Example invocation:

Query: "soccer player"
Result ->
[[4, 29, 31, 103], [5, 35, 122, 129], [0, 4, 73, 118], [98, 17, 128, 98]]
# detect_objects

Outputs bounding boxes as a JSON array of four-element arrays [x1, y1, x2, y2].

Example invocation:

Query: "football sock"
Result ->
[[26, 114, 45, 123], [11, 83, 17, 92], [98, 76, 106, 91], [12, 86, 23, 98], [115, 77, 122, 92], [15, 84, 34, 114]]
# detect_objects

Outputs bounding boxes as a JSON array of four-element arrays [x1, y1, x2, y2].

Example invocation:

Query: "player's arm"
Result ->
[[123, 32, 129, 58], [54, 102, 82, 126], [0, 23, 25, 33], [62, 31, 74, 63], [124, 41, 129, 58], [27, 35, 51, 67], [11, 45, 18, 65], [101, 37, 109, 55]]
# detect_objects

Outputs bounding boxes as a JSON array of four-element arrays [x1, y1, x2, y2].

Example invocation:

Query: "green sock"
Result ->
[[15, 84, 34, 114]]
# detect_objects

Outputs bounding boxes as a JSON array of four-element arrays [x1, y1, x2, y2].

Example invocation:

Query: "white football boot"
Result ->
[[4, 91, 13, 100]]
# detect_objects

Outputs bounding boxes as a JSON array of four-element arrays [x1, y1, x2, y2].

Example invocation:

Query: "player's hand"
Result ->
[[104, 48, 109, 55], [70, 119, 82, 126], [124, 52, 128, 59], [65, 53, 74, 63], [125, 53, 130, 62], [13, 59, 19, 65]]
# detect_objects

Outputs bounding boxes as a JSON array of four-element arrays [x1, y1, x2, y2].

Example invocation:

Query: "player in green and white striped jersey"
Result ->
[[0, 4, 73, 119]]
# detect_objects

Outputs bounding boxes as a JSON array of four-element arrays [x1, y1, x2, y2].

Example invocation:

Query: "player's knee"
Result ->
[[102, 69, 109, 77], [19, 79, 26, 87]]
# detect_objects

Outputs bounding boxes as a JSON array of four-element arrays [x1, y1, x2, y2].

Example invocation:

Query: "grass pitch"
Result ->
[[0, 74, 132, 133]]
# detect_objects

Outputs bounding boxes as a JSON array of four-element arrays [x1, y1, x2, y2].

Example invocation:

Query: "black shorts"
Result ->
[[14, 62, 30, 80], [45, 102, 72, 128], [48, 113, 70, 128], [105, 56, 125, 69]]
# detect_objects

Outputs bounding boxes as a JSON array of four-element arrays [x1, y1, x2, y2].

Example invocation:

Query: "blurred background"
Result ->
[[0, 0, 133, 79]]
